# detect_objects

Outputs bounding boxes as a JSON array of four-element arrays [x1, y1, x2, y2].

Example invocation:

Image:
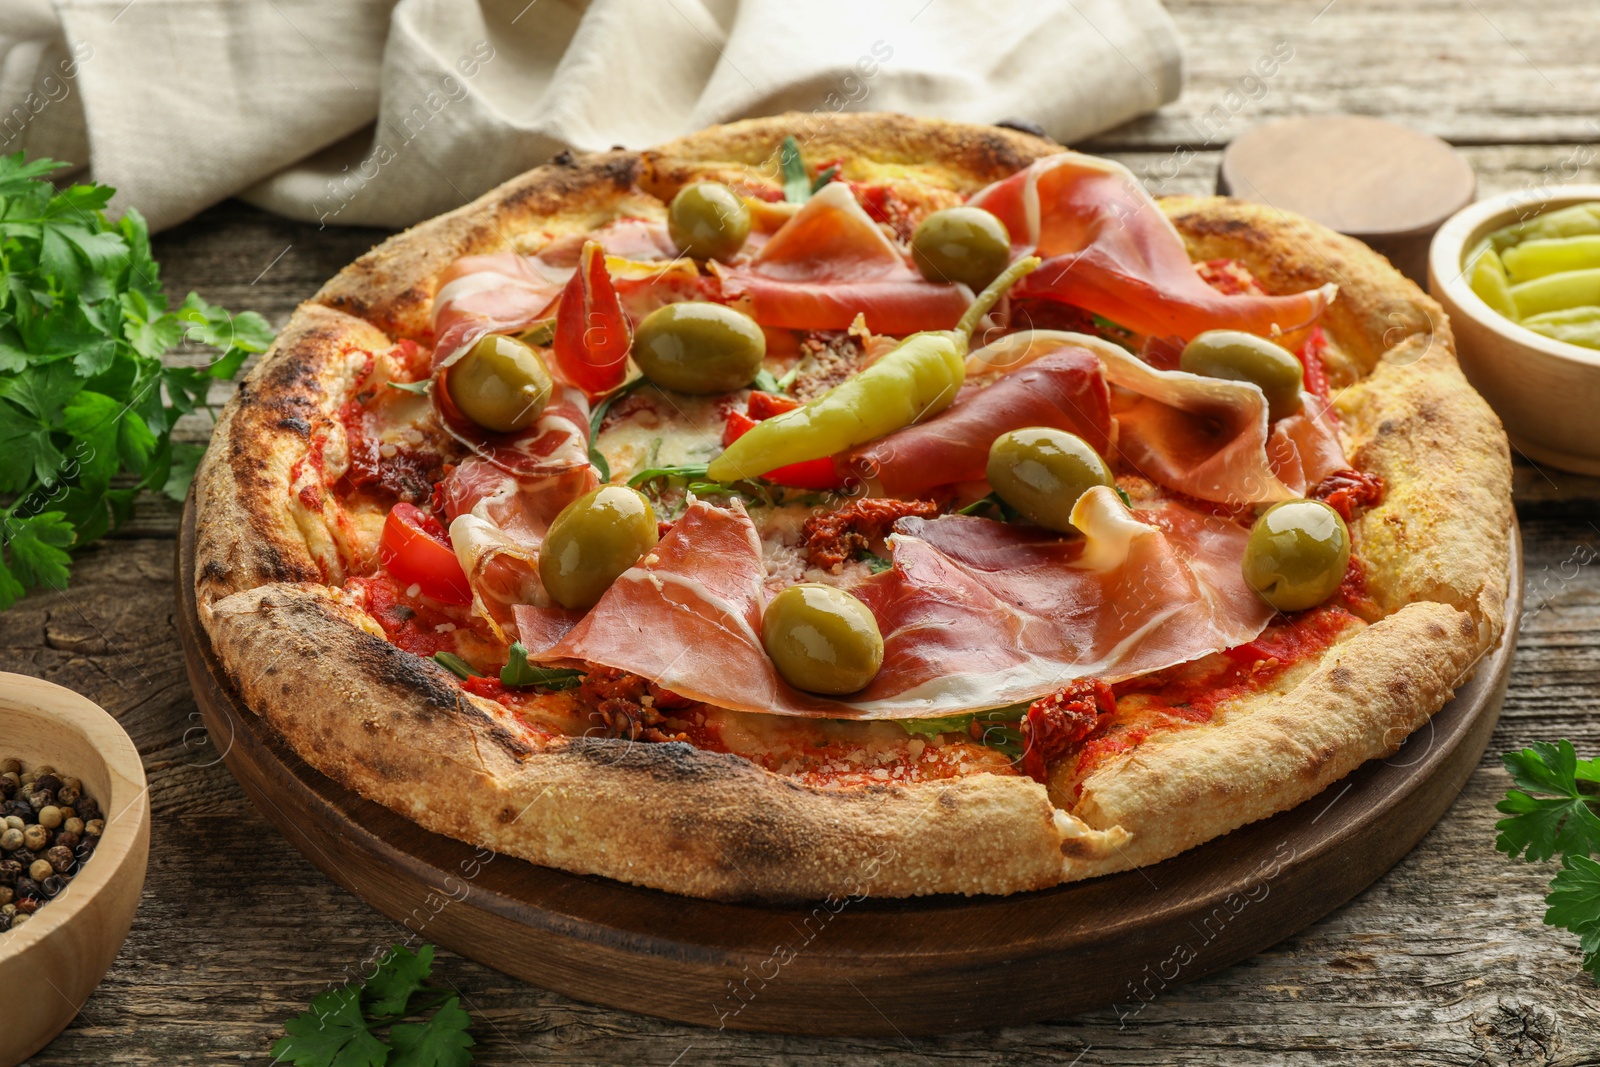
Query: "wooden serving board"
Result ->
[[176, 501, 1521, 1036]]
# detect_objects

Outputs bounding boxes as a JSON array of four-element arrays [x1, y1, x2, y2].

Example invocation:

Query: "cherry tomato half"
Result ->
[[379, 503, 472, 605]]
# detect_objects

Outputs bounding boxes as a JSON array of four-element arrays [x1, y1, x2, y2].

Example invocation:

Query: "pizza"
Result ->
[[192, 113, 1512, 901]]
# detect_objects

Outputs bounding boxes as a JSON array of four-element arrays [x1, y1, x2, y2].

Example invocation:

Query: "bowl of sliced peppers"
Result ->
[[1431, 185, 1600, 475]]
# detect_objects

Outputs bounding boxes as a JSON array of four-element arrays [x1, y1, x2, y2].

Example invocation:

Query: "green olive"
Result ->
[[538, 486, 659, 610], [1179, 330, 1305, 423], [668, 182, 751, 261], [762, 583, 885, 695], [445, 333, 554, 433], [1242, 499, 1351, 612], [910, 206, 1012, 290], [986, 428, 1114, 534], [632, 302, 766, 394]]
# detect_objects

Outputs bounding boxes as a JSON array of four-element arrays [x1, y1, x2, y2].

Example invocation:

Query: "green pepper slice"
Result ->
[[705, 255, 1040, 483]]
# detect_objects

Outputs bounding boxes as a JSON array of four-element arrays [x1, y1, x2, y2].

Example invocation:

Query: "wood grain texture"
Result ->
[[173, 499, 1520, 1037], [4, 0, 1600, 1060]]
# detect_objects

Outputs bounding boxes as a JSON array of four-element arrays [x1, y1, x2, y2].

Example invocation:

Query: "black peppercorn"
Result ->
[[40, 875, 64, 897], [0, 778, 13, 800], [45, 845, 73, 874], [0, 859, 18, 886], [75, 797, 100, 821], [15, 876, 39, 900], [35, 774, 61, 795], [74, 841, 96, 864], [10, 848, 34, 868], [53, 831, 78, 853], [5, 800, 29, 821], [56, 786, 79, 807], [0, 911, 10, 932]]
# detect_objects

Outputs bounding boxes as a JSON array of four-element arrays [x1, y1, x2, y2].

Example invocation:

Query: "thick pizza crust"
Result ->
[[194, 113, 1512, 900]]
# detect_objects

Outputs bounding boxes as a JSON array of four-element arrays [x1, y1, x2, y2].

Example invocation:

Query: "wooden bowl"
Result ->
[[1429, 185, 1600, 475], [0, 673, 150, 1067]]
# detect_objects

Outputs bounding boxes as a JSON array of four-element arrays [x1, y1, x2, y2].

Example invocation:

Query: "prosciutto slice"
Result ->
[[430, 218, 686, 369], [716, 182, 971, 335], [439, 385, 595, 645], [968, 330, 1348, 504], [840, 346, 1113, 497], [968, 153, 1336, 341], [537, 490, 1274, 718]]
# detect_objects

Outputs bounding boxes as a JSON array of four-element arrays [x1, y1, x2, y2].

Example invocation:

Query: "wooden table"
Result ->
[[6, 1, 1599, 1062]]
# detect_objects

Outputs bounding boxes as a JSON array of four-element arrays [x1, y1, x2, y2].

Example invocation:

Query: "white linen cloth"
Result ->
[[0, 0, 1182, 232]]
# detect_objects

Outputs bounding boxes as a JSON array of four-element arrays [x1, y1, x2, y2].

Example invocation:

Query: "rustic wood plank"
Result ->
[[9, 0, 1600, 1056]]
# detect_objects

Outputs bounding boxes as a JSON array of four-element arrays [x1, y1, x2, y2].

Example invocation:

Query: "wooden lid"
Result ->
[[1217, 115, 1476, 241]]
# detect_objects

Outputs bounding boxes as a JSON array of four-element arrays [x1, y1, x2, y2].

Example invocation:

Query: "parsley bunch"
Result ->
[[0, 152, 272, 609], [1496, 739, 1600, 979], [272, 944, 475, 1067]]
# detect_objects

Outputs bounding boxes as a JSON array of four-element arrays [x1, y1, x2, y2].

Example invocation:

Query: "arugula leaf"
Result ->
[[862, 553, 893, 574], [386, 379, 431, 396], [898, 704, 1027, 758], [388, 996, 475, 1067], [751, 368, 783, 394], [1495, 740, 1600, 863], [363, 944, 435, 1019], [810, 164, 839, 193], [271, 985, 390, 1067], [628, 463, 710, 490], [0, 152, 272, 608], [433, 652, 481, 680], [587, 376, 648, 482], [501, 642, 584, 690], [780, 136, 811, 204]]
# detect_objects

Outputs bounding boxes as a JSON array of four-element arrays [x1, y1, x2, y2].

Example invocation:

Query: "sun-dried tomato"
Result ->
[[1312, 468, 1385, 521], [798, 498, 940, 572], [1018, 680, 1116, 784]]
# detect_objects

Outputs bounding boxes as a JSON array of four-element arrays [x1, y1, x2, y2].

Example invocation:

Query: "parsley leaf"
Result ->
[[271, 943, 476, 1066], [1546, 855, 1600, 934], [271, 985, 390, 1067], [1495, 740, 1600, 863], [0, 152, 273, 608], [363, 944, 435, 1019], [388, 997, 475, 1067]]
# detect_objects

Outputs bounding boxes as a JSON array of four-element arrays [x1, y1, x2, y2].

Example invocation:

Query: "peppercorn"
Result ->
[[0, 759, 18, 775], [5, 801, 29, 821], [0, 778, 12, 801], [0, 886, 10, 906], [25, 791, 51, 812], [15, 897, 37, 915], [21, 825, 48, 851], [28, 859, 52, 883], [0, 913, 10, 932], [61, 776, 80, 792], [0, 860, 18, 886], [76, 797, 100, 821], [62, 817, 83, 836], [36, 805, 61, 830], [0, 827, 20, 851], [53, 831, 78, 853], [84, 819, 103, 837], [56, 786, 80, 807], [74, 841, 96, 864], [40, 875, 64, 897], [18, 771, 36, 786], [15, 877, 39, 900], [35, 773, 61, 795], [33, 764, 53, 778], [45, 845, 72, 874], [4, 815, 21, 831], [10, 848, 34, 868]]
